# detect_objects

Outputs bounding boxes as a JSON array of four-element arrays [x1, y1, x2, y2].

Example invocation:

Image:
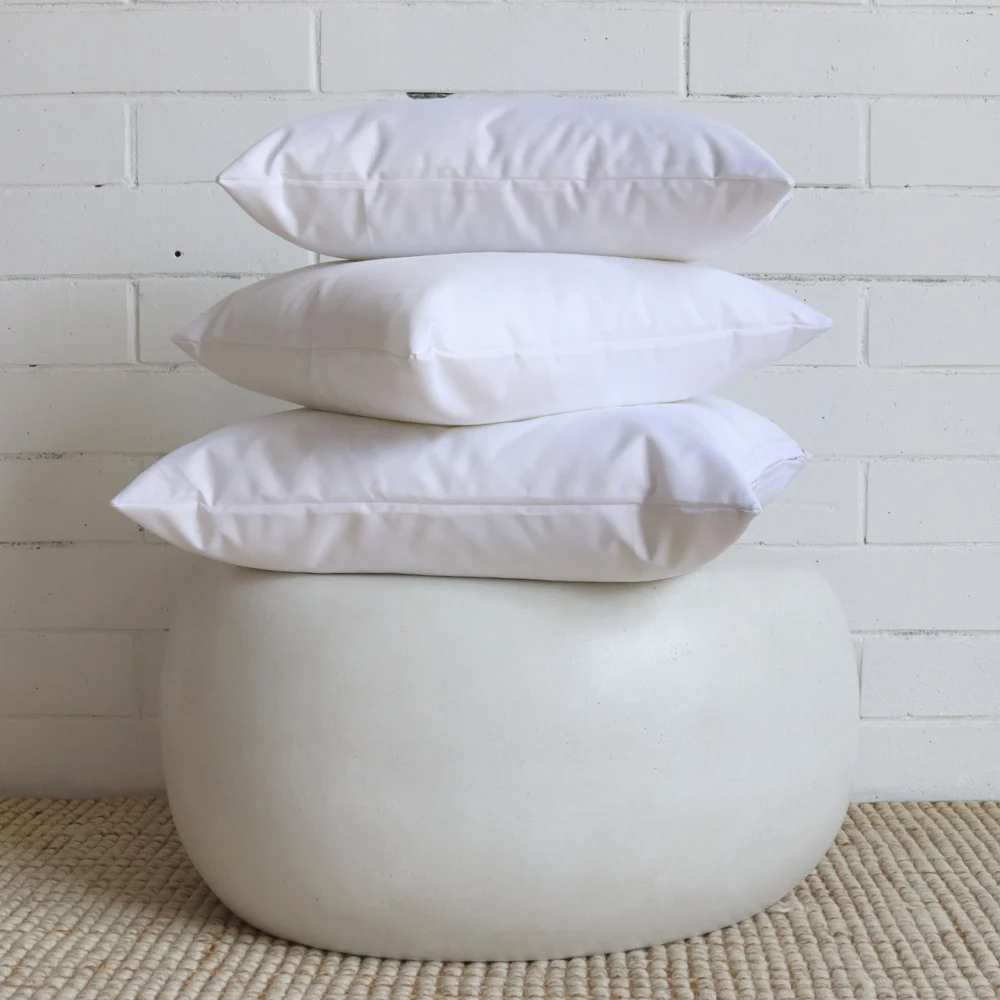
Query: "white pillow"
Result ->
[[111, 399, 806, 583], [173, 254, 829, 425], [218, 98, 794, 261]]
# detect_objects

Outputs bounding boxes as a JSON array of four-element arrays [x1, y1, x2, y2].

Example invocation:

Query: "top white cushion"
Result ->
[[218, 98, 794, 261]]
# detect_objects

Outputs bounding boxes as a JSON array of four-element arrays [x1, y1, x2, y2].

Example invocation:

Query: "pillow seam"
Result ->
[[174, 322, 829, 362]]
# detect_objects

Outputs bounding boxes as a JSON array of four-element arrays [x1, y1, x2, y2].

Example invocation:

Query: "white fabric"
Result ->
[[173, 255, 830, 425], [218, 98, 794, 262], [111, 398, 806, 582]]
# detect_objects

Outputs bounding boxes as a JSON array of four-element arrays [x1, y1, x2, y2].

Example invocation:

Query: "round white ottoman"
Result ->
[[160, 559, 859, 961]]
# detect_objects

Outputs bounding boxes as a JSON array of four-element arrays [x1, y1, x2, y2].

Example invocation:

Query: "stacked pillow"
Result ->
[[113, 98, 828, 583]]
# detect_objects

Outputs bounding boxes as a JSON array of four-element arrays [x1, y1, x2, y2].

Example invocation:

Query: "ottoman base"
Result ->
[[161, 560, 859, 961]]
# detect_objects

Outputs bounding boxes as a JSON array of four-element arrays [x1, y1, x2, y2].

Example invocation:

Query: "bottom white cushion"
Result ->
[[112, 398, 806, 582]]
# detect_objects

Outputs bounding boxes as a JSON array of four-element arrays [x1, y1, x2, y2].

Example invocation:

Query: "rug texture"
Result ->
[[1, 798, 999, 999]]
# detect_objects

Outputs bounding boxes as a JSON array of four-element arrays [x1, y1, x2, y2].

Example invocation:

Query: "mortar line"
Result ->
[[310, 7, 322, 93], [126, 101, 138, 187], [860, 279, 871, 366], [683, 10, 691, 98], [864, 98, 873, 188], [861, 460, 871, 545], [125, 280, 139, 363]]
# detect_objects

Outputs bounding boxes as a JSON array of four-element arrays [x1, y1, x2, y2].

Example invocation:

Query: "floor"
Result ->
[[1, 798, 999, 999]]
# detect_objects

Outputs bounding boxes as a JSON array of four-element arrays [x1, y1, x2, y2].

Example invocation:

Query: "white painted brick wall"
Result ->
[[0, 0, 996, 799], [319, 7, 684, 93], [0, 11, 312, 94], [0, 101, 126, 185], [688, 12, 1000, 96], [724, 370, 1000, 457], [871, 101, 1000, 187], [868, 283, 1000, 367], [0, 372, 286, 453], [0, 633, 136, 716], [720, 545, 1000, 633], [0, 458, 143, 541], [718, 190, 1000, 276], [862, 636, 1000, 718], [868, 461, 1000, 543], [0, 188, 309, 274], [0, 547, 199, 632], [1, 281, 127, 363]]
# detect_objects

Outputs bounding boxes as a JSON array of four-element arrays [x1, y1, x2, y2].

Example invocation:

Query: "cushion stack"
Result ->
[[113, 97, 829, 583]]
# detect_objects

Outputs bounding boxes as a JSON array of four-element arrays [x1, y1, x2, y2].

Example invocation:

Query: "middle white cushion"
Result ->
[[173, 254, 830, 425]]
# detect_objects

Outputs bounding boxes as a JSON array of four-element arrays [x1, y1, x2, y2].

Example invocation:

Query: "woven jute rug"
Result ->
[[2, 799, 1000, 999]]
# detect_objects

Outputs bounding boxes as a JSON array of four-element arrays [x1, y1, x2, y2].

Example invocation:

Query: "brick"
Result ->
[[862, 635, 1000, 719], [0, 371, 287, 453], [718, 190, 1000, 277], [0, 100, 125, 184], [0, 11, 311, 95], [766, 280, 863, 365], [868, 282, 1000, 367], [0, 719, 161, 795], [821, 546, 1000, 630], [724, 369, 1000, 457], [872, 100, 1000, 187], [868, 460, 1000, 543], [677, 100, 864, 187], [721, 545, 1000, 631], [0, 633, 136, 716], [321, 6, 682, 92], [689, 12, 1000, 97], [0, 458, 143, 542], [0, 280, 127, 364], [699, 0, 864, 4], [741, 461, 861, 545], [139, 277, 259, 364], [0, 187, 309, 276], [878, 0, 1000, 9], [0, 545, 199, 631], [857, 721, 1000, 800], [134, 631, 168, 718], [138, 98, 352, 184]]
